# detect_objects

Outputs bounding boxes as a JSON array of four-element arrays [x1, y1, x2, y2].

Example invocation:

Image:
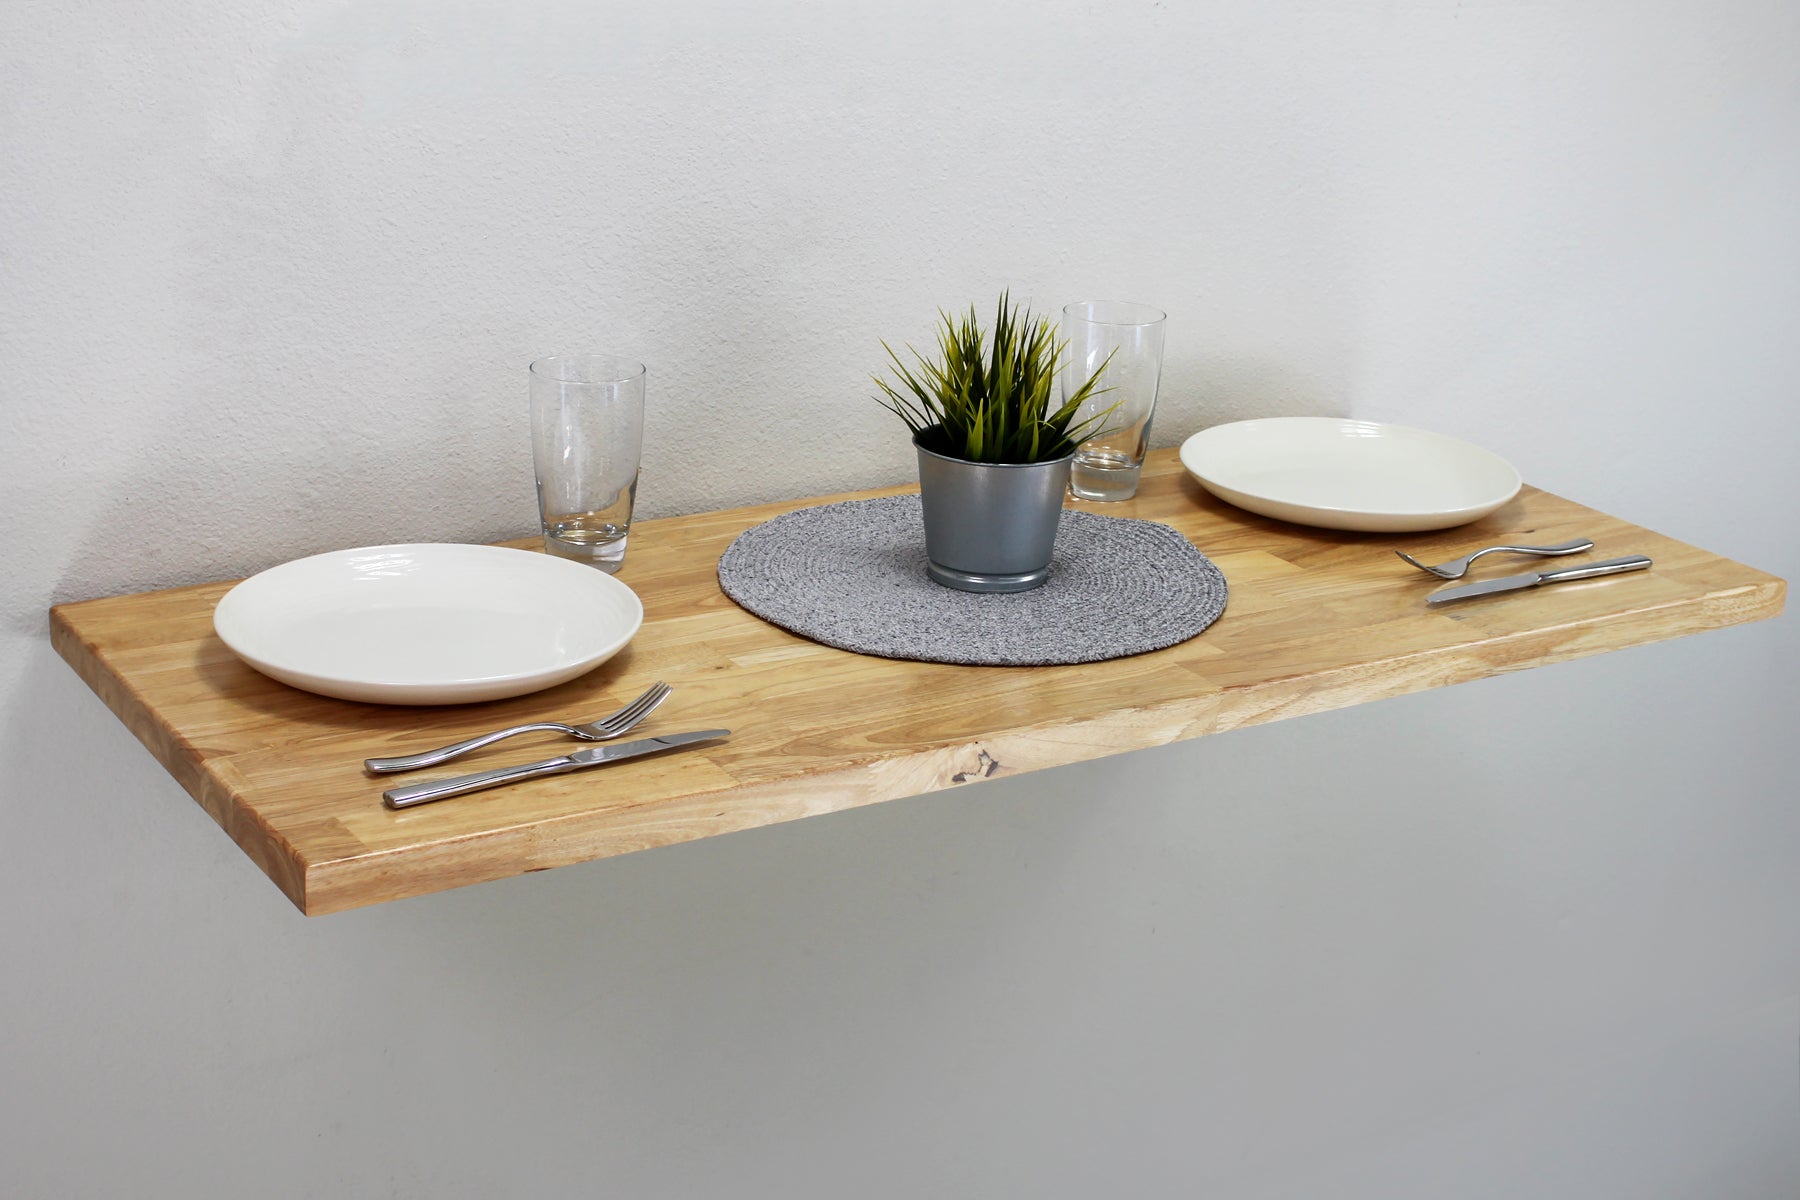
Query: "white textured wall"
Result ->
[[4, 2, 1796, 1196]]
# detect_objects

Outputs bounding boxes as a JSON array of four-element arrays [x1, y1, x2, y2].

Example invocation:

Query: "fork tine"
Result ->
[[595, 680, 671, 734], [617, 683, 673, 732], [1396, 550, 1446, 575], [597, 684, 661, 732]]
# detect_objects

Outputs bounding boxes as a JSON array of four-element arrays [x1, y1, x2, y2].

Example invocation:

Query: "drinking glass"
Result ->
[[529, 354, 645, 571], [1062, 301, 1167, 501]]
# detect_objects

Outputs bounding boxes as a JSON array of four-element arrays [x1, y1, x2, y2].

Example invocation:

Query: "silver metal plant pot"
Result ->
[[915, 434, 1074, 593]]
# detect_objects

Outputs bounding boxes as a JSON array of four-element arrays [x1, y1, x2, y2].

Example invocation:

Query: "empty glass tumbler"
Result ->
[[1062, 301, 1167, 501], [529, 354, 645, 571]]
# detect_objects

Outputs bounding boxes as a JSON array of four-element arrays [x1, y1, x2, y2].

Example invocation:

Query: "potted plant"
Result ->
[[875, 292, 1116, 592]]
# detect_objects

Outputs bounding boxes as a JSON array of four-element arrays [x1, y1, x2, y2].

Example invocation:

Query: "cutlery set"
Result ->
[[1398, 538, 1653, 605], [365, 681, 674, 774], [368, 680, 727, 809]]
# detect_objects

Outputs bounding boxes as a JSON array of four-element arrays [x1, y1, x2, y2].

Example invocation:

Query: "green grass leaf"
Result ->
[[871, 291, 1122, 464]]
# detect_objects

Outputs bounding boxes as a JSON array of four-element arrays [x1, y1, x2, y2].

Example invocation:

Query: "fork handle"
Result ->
[[1472, 538, 1595, 561], [364, 722, 575, 775]]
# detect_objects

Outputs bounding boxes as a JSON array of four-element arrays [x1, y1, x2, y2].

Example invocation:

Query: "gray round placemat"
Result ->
[[717, 494, 1227, 666]]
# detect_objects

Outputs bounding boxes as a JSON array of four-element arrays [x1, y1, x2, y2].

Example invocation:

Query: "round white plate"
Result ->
[[212, 544, 643, 705], [1178, 417, 1522, 532]]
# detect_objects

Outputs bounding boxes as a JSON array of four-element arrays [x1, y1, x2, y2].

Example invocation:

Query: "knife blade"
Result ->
[[1426, 555, 1653, 606], [382, 728, 730, 809]]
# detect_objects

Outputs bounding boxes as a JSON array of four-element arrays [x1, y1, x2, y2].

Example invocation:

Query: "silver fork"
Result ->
[[364, 681, 673, 774], [1396, 538, 1594, 580]]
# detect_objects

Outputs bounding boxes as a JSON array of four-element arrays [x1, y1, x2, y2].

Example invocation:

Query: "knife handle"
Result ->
[[1540, 555, 1654, 584], [383, 755, 576, 810]]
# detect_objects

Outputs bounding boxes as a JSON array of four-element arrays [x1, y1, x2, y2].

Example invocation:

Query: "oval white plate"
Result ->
[[1178, 417, 1522, 532], [213, 544, 643, 705]]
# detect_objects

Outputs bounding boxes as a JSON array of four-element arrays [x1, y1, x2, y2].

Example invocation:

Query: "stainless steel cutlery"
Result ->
[[365, 680, 672, 774], [368, 680, 729, 809], [1398, 535, 1653, 604], [382, 728, 730, 809]]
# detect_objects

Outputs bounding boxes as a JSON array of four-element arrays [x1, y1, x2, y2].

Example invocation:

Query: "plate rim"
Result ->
[[211, 542, 643, 703], [1177, 416, 1521, 526]]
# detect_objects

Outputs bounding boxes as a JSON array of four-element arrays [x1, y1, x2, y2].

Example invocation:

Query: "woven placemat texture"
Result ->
[[716, 494, 1227, 666]]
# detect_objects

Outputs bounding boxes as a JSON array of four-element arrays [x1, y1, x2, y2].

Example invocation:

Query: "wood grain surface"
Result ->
[[49, 449, 1786, 915]]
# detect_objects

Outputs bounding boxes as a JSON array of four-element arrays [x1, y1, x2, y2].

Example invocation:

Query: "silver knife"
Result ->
[[382, 728, 730, 809], [1427, 555, 1653, 606]]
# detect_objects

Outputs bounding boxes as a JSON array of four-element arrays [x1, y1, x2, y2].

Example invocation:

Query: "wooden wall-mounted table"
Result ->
[[49, 449, 1786, 915]]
